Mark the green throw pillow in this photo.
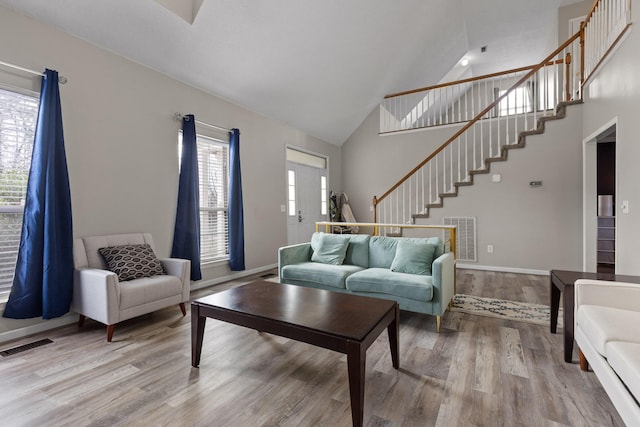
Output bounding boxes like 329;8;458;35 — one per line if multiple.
311;233;349;265
389;240;436;275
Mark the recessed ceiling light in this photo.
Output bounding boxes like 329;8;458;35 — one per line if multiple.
461;58;469;67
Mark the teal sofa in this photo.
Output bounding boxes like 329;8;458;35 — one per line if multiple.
278;232;455;331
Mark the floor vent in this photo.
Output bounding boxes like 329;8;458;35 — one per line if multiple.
0;338;53;357
260;273;277;279
443;216;477;262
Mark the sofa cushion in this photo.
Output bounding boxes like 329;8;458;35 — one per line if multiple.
281;262;364;289
311;233;349;265
343;234;370;268
369;236;443;268
119;275;183;310
390;240;436;275
346;268;433;301
98;243;165;282
577;305;640;356
606;341;640;404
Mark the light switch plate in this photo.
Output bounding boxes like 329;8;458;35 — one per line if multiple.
622;200;629;214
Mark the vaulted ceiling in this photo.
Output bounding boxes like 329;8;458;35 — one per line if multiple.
0;0;582;144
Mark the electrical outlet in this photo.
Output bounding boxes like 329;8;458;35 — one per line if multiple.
487;244;494;253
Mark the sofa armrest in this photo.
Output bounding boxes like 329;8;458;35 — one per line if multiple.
278;243;311;279
71;268;120;325
432;252;455;311
159;258;191;302
575;279;640;312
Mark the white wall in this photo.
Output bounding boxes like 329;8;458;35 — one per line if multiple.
342;103;584;273
0;6;341;339
581;11;640;274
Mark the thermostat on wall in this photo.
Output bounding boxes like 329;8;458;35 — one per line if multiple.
529;181;543;187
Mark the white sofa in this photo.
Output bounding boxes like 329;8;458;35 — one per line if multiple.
575;279;640;426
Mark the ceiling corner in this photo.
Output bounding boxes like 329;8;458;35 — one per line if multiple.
154;0;204;24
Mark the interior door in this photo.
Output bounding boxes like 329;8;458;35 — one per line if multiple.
286;162;326;245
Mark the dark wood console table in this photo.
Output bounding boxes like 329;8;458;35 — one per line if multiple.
550;269;640;363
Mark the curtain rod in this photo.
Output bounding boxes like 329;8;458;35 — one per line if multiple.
173;112;230;133
0;60;67;84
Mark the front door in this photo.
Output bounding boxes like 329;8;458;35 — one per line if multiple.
286;162;326;245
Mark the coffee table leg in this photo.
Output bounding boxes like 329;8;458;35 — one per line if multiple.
387;304;400;369
563;288;575;363
550;275;561;334
347;341;365;427
191;304;206;368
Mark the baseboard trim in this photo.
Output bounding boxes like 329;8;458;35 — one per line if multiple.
189;264;278;292
456;263;550;276
0;312;79;345
0;264;278;344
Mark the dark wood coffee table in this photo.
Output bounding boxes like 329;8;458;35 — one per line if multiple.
550;269;640;363
191;280;400;427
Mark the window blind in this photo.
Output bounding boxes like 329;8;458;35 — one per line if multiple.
197;137;229;262
0;88;38;300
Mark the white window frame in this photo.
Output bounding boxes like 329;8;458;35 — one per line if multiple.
0;86;39;302
287;169;296;216
179;131;230;263
498;87;532;116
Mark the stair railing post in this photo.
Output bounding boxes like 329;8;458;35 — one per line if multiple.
565;52;572;102
580;25;585;99
372;196;379;236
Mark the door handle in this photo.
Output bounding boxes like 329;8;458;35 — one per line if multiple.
298;210;303;223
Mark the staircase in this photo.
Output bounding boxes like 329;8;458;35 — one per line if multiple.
373;0;631;233
412;99;582;222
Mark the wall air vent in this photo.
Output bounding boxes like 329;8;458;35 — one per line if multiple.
443;216;477;262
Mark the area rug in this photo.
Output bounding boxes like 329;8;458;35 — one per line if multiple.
452;294;563;327
263;277;560;327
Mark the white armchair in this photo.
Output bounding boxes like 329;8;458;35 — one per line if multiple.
71;233;190;342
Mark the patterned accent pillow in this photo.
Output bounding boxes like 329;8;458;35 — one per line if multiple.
98;244;165;282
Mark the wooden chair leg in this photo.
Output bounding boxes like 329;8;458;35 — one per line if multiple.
107;324;115;342
579;348;589;371
436;316;441;333
78;314;86;327
179;302;186;316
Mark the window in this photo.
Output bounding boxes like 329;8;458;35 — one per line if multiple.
287;169;296;216
498;87;531;116
179;132;229;262
0;88;38;301
320;176;327;216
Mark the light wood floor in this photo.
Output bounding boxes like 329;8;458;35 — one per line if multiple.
0;269;624;426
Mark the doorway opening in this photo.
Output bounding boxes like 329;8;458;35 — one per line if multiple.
596;125;616;273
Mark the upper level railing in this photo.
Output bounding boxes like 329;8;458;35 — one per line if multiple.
583;0;632;82
380;58;575;134
379;0;631;136
373;0;631;229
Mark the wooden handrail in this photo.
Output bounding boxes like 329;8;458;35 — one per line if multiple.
374;30;582;208
384;59;564;100
580;0;632;86
584;0;605;26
